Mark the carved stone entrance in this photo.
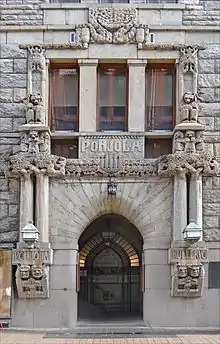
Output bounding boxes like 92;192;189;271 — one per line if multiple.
78;214;143;320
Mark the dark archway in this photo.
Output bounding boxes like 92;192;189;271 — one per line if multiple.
78;214;143;321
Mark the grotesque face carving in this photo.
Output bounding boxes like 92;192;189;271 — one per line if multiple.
31;265;43;279
177;265;187;278
19;265;31;280
189;265;201;278
183;92;195;104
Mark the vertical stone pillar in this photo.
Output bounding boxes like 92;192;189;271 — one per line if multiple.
78;59;98;132
173;172;187;241
19;174;33;241
127;59;147;132
36;173;49;243
189;173;203;240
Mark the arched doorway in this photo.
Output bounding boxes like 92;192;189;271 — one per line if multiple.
78;214;143;320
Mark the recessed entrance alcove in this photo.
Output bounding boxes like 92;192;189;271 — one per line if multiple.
77;214;143;321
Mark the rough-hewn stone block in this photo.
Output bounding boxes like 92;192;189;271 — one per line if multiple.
0;74;27;88
199;74;220;88
1;45;27;58
199;59;215;74
0;59;14;73
203;216;219;229
203;203;220;216
0;103;25;118
203;190;220;203
198;117;214;130
0;179;8;191
13;59;27;73
0;89;13;103
0;117;13;131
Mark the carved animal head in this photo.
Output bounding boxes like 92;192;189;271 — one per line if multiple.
183;92;195;104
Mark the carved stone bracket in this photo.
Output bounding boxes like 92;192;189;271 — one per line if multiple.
12;245;53;299
173;123;205;154
168;245;208;298
20;124;51;154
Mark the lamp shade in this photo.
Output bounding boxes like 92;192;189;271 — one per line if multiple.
183;221;202;242
21;222;39;243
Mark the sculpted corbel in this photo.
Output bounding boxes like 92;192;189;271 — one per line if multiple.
180;46;198;74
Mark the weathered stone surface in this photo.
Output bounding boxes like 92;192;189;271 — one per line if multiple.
0;59;13;73
0;117;13;132
13;59;27;73
199;59;215;73
0;88;13;102
0;74;26;88
203;190;220;203
200;103;220;117
204;229;220;241
0;203;8;218
215;59;220;73
198;117;214;130
198;74;220;88
13;88;27;102
199;45;220;59
203;215;219;229
1;44;27;58
203;203;220;216
8;204;18;216
0;103;25;118
198;88;215;103
0;230;19;243
212;177;220;189
0;178;8;191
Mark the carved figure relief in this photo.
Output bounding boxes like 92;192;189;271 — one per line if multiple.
23;94;45;125
173;130;204;154
28;46;46;71
180;46;198;74
20;130;50;154
16;264;49;299
180;92;203;123
171;264;204;297
75;8;149;48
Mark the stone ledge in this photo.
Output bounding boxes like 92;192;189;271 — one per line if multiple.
41;4;186;10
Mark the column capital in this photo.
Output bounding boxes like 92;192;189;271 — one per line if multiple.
78;59;98;66
127;59;148;66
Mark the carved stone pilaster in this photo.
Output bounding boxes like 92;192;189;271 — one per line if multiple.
12;245;53;299
168;245;208;298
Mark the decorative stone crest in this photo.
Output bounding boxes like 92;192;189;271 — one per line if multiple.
23;94;45;125
74;8;149;48
180;46;199;74
28;46;46;71
180;92;203;123
169;246;208;298
13;246;53;299
20;130;50;154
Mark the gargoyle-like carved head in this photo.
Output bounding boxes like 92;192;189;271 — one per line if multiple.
189;265;201;278
177;264;187;278
31;265;43;279
19;265;31;280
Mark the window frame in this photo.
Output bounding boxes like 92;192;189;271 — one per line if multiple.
145;63;176;132
49;63;80;133
97;63;128;132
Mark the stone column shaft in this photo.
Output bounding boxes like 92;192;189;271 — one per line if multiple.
19;175;34;241
173;173;187;241
128;60;147;132
78;59;98;132
189;174;203;240
36;173;49;243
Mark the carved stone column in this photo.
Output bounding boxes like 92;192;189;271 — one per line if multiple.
173;172;187;241
78;59;98;132
189;173;203;240
36;173;49;243
127;59;147;132
19;174;33;241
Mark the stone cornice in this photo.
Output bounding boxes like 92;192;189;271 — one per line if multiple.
141;44;205;51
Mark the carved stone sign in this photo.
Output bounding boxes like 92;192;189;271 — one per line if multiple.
79;135;144;160
12;248;53;265
169;247;208;264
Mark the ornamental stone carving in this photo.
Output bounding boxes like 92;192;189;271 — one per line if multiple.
180;92;203;123
28;46;46;72
23;94;45;125
158;151;219;177
74;8;149;48
20;130;50;154
180;46;199;74
173;130;204;154
169;246;208;298
12;246;53;299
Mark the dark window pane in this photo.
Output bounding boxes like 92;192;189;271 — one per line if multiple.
146;66;174;131
208;262;220;289
51;139;78;158
98;67;127;131
145;138;172;158
50;68;79;132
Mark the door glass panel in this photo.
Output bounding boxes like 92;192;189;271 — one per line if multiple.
0;251;12;318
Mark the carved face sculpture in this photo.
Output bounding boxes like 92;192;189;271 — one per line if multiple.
19;265;31;280
31;265;43;279
185;130;195;140
183;92;195;104
29;131;39;142
177;265;187;278
189;265;201;278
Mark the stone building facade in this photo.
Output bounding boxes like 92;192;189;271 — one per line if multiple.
0;0;220;329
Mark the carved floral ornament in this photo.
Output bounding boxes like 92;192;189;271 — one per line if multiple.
3;150;219;179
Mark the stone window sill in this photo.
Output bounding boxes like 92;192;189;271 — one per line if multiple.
51;131;173;138
41;4;186;10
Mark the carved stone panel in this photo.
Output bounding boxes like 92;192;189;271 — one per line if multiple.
79;135;144;160
12;247;53;299
168;246;208;298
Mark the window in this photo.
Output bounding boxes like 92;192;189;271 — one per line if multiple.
145;138;172;158
98;65;128;132
208;262;220;289
146;64;175;131
51;139;78;159
49;66;79;132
